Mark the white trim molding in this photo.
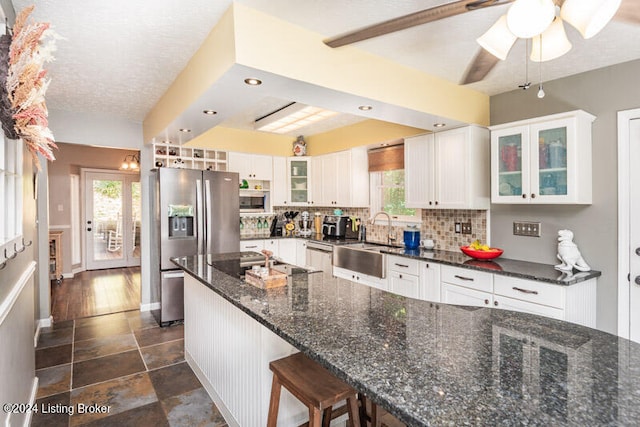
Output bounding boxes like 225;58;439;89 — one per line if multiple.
140;302;160;312
617;108;640;339
0;262;36;325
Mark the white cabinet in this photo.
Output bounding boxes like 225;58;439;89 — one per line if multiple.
296;240;307;267
153;143;227;170
388;256;421;298
420;261;441;302
277;239;297;265
405;126;490;209
490;110;595;204
271;156;288;206
288;157;311;206
240;240;264;252
228;152;273;181
333;266;388;291
263;238;278;254
440;264;597;328
310;148;369;207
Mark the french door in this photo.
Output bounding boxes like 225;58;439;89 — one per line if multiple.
84;170;140;270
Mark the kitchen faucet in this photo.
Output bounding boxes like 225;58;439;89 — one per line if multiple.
371;211;396;245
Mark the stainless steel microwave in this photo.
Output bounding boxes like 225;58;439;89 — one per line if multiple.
239;191;267;213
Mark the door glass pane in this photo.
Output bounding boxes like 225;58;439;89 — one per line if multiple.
498;134;523;196
131;181;141;259
290;160;308;203
93;179;123;261
538;126;567;196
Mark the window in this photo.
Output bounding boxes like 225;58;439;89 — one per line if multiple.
370;169;420;223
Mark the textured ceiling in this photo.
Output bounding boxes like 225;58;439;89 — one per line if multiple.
10;0;640;130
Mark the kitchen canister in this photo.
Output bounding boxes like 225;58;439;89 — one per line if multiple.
403;225;420;249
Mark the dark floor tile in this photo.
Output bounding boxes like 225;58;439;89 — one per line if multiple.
74;318;131;342
148;362;201;400
127;310;159;331
75;312;127;328
134;324;184;348
36;364;72;399
76;401;169;427
70;372;157;426
37;327;74;349
74;333;137;362
162;387;227;427
31;391;71;427
140;339;184;370
73;350;146;389
36;344;72;369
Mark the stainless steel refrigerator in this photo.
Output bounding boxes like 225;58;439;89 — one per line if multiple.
151;167;239;325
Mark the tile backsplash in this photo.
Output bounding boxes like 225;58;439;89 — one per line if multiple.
267;207;487;251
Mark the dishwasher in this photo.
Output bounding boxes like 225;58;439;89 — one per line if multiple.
306;240;334;278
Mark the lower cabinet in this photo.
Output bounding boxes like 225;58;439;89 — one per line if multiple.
240;238;302;266
333;266;388;291
275;239;297;265
385;256;442;302
441;265;596;328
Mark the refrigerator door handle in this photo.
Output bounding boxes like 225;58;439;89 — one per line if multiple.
205;179;213;255
196;178;204;255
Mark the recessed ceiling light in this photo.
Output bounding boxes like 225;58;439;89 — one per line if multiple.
179;128;191;133
203;110;217;115
434;123;446;128
244;78;262;86
359;105;373;111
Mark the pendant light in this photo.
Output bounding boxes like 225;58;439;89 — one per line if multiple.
537;34;545;99
507;0;556;39
561;0;622;39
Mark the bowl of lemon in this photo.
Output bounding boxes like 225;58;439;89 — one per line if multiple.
460;240;503;260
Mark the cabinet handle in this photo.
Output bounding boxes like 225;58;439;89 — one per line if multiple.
246;245;258;249
531;193;536;199
512;286;539;295
522;194;527;199
395;263;409;268
429;201;433;205
484;299;489;305
399;274;403;279
494;300;499;306
435;201;439;205
454;275;474;281
425;264;429;269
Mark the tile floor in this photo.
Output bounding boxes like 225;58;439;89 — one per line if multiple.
32;310;228;427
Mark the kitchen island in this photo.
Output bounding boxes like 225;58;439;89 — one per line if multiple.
173;253;640;426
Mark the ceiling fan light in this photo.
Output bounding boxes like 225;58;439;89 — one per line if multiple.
507;0;556;38
530;18;572;62
477;15;517;60
561;0;621;39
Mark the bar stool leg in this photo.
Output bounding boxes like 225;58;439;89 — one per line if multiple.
346;396;361;427
322;407;333;427
267;374;282;427
310;406;322;427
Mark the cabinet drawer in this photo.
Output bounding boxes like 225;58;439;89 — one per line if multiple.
494;295;564;319
240;240;263;251
387;256;420;276
441;265;493;292
494;275;564;309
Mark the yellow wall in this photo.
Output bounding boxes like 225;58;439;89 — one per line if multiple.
306;120;426;155
143;6;237;142
233;3;490;127
185;126;293;156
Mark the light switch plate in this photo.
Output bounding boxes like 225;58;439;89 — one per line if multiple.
461;222;472;234
513;221;541;237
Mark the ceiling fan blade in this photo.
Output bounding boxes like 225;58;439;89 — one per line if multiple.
324;0;514;48
614;0;640;24
460;48;500;84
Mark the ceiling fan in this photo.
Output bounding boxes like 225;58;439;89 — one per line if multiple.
323;0;639;85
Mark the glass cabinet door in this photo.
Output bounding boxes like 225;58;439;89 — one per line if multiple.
288;158;309;204
492;125;530;202
536;125;568;197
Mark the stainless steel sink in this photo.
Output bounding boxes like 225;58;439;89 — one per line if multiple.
333;243;388;278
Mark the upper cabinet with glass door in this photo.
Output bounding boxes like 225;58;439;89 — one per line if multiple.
490;110;595;204
287;157;311;206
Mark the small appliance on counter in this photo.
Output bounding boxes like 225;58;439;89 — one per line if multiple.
403;225;420;249
298;211;313;237
270;215;285;237
322;215;361;239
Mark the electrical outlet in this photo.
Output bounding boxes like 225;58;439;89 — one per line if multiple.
461;222;472;234
454;222;461;233
513;221;541;237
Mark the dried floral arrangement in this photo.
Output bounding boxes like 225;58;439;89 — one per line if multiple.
5;5;58;169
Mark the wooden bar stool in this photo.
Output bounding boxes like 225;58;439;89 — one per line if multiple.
267;352;361;427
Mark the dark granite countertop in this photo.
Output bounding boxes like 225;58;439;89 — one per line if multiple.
241;236;601;286
172;253;639;427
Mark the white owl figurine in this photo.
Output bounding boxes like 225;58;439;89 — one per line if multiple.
555;229;590;272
